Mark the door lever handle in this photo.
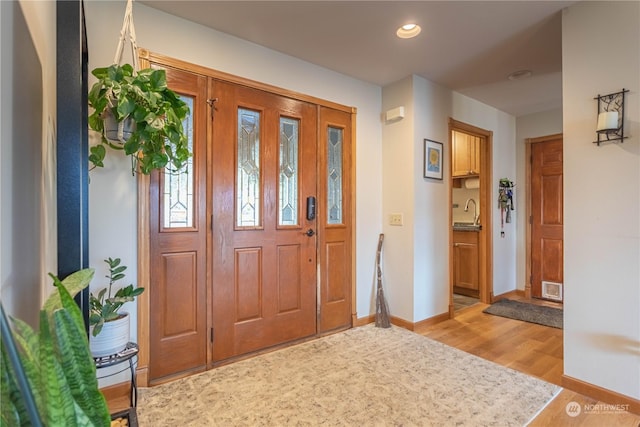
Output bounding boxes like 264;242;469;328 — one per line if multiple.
305;228;316;237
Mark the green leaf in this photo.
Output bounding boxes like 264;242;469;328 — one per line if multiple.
91;319;104;337
149;69;167;91
89;145;106;169
1;346;28;426
53;310;109;426
39;311;76;426
42;269;95;315
9;317;39;363
111;265;126;275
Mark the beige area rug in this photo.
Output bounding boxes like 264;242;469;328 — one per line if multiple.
137;325;561;426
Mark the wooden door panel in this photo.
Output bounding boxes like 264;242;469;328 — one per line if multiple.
211;80;317;363
318;108;353;332
235;247;263;322
277;244;302;312
149;67;208;383
531;138;563;300
325;241;347;303
542;175;563;225
161;252;198;336
540;238;563;283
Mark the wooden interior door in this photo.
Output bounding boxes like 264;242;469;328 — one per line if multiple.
318;106;353;332
210;80;318;362
148;67;208;383
531;138;563;300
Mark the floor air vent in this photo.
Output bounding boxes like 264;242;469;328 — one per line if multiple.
542;281;563;301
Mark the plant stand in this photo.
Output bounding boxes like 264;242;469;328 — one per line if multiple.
94;342;139;409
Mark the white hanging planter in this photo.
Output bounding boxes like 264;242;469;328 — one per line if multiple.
90;312;130;357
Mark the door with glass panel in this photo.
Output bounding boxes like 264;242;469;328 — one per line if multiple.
148;67;208;381
318;106;352;333
210;80;319;362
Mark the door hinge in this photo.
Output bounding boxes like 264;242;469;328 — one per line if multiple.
211;214;214;231
210;328;214;343
529;215;532;224
529;275;532;284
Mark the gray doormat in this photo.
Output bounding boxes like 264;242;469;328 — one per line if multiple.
483;299;563;329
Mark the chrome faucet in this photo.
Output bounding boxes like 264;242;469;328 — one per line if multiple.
464;198;479;225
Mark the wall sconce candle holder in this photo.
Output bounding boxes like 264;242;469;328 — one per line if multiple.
593;88;628;146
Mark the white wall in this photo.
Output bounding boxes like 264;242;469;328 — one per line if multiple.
380;76;518;322
84;1;383;356
563;1;640;399
452;93;517;298
515;108;563;290
381;77;416;321
1;0;57;326
412;76;452;321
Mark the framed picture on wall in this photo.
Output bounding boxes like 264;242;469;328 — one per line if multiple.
423;139;443;180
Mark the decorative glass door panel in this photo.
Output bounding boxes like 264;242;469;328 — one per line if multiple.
327;126;343;225
279;117;299;227
237;108;262;228
163;96;195;229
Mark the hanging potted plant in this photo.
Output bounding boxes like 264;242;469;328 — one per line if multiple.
87;0;191;175
88;63;191;174
89;257;144;357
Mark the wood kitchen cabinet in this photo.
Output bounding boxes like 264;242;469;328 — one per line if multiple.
452;132;481;177
453;230;479;297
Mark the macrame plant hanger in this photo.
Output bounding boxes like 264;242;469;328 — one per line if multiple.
114;0;139;72
110;0;139;147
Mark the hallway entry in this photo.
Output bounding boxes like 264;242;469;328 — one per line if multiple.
138;52;355;385
449;119;493;317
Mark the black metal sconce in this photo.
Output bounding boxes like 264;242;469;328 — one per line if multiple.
593;88;628;146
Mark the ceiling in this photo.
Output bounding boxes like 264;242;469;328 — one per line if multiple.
140;1;576;117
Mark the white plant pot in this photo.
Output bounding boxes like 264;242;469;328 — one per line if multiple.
90;312;130;358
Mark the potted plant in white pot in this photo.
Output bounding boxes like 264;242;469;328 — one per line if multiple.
88;63;191;175
89;257;144;357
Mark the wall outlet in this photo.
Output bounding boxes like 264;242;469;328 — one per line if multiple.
389;213;403;226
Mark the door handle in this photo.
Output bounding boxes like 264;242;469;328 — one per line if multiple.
305;228;316;237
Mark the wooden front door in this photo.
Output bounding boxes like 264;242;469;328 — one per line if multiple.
210;80;319;362
530;137;563;300
142;53;354;383
148;67;208;382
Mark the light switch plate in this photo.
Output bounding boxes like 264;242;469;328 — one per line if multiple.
389;213;403;226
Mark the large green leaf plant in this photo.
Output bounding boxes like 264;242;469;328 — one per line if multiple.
1;269;111;426
88;63;191;174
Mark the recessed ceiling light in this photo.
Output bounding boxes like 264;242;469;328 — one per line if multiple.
397;23;421;39
508;70;533;81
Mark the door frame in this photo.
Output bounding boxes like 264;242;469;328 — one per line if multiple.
448;118;493;316
135;49;357;387
524;133;563;299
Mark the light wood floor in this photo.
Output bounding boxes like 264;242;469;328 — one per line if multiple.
417;297;640;426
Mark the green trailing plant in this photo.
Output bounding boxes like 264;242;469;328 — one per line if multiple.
89;258;144;337
88;63;191;174
0;269;111;426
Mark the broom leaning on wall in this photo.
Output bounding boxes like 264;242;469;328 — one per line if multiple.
375;233;391;328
